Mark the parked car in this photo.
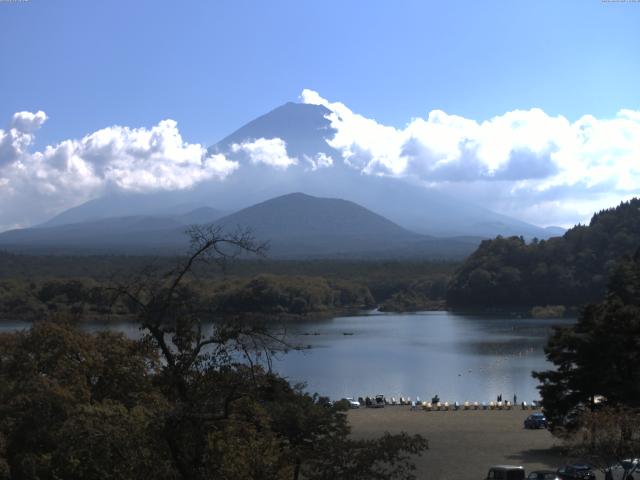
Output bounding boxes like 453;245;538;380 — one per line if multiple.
485;465;525;480
528;471;560;480
318;397;334;408
556;464;596;480
524;412;548;429
605;458;639;480
343;397;360;409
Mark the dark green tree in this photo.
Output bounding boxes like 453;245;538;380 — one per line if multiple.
533;251;640;431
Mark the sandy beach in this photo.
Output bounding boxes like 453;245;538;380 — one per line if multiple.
348;407;598;480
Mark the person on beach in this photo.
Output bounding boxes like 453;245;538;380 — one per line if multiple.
513;394;517;405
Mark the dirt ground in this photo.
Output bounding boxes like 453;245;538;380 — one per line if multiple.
348;407;601;480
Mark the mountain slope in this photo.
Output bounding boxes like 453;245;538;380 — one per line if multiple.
212;192;422;257
0;207;222;252
211;193;483;258
212;102;334;158
216;192;413;239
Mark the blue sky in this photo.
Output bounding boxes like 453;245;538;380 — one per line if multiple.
1;0;639;230
1;0;638;146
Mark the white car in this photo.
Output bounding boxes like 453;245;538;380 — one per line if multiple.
344;397;360;408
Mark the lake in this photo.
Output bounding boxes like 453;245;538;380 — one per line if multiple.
268;310;573;403
0;310;573;404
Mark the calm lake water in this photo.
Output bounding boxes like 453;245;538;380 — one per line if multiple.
0;310;573;404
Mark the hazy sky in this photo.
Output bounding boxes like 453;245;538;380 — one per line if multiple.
1;0;639;229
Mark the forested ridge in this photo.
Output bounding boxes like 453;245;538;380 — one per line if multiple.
0;275;374;321
447;198;640;309
0;258;455;320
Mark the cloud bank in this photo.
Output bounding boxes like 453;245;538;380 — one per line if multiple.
301;89;640;226
0;113;238;230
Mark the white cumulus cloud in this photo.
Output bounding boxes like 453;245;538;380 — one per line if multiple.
230;137;298;169
301;89;640;226
303;152;334;171
0;113;238;230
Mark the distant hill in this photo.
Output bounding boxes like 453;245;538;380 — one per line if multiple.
36;101;556;240
212;192;481;258
0;207;222;253
447;198;640;308
174;207;222;225
0;193;481;259
39;195;211;229
217;192;404;234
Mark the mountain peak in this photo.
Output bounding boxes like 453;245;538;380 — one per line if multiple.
212;102;334;158
274;191;314;200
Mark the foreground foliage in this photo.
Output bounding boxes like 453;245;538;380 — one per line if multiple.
0;226;427;480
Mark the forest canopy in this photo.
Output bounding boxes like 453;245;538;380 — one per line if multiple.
447;199;640;309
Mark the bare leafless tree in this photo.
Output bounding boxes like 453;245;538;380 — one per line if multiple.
108;225;286;394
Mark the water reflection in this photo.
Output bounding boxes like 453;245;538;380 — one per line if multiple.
0;311;573;403
274;311;573;402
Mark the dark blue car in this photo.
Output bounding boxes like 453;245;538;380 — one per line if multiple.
556;464;596;480
524;412;548;429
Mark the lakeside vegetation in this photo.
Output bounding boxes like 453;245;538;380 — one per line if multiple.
0;255;457;321
448;199;640;310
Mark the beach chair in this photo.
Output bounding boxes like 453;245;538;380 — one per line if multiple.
399;396;405;405
421;401;429;410
522;401;527;410
416;396;421;405
489;401;495;410
454;401;459;410
506;401;512;410
474;401;479;410
464;401;470;410
444;402;449;411
436;402;442;411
